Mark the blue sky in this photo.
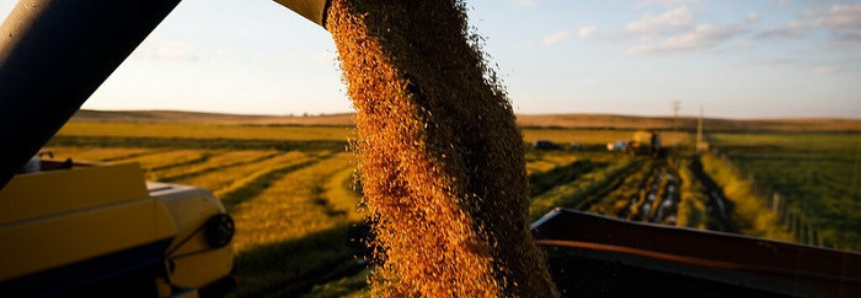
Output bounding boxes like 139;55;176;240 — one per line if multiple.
1;0;859;118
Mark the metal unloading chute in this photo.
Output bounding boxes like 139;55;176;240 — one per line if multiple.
0;0;330;189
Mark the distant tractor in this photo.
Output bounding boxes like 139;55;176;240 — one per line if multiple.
533;140;562;150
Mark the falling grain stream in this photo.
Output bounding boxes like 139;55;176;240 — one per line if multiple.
327;1;559;297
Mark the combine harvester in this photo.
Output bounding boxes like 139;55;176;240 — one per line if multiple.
0;0;858;297
607;130;666;158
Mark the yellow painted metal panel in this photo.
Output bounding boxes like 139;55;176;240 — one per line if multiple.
151;186;233;288
170;289;200;298
0;163;149;224
0;198;178;281
170;247;234;288
155;187;226;257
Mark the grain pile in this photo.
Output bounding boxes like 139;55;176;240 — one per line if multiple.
327;0;560;297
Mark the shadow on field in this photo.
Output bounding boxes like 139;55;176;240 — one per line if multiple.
689;158;738;233
229;223;365;298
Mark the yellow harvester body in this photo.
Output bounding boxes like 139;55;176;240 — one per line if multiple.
0;159;234;297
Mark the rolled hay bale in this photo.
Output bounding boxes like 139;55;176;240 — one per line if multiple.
327;0;560;297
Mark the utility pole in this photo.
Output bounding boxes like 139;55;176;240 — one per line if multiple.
673;100;680;145
696;106;704;153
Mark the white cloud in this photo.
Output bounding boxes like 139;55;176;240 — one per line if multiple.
821;4;861;42
131;38;199;62
578;26;598;38
758;3;861;43
636;0;701;7
578;5;754;56
542;30;570;46
813;66;841;76
757;21;811;39
748;12;761;23
625;6;695;39
515;0;534;7
628;24;746;55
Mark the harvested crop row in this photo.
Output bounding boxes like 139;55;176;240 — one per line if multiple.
627;166;660;221
588;160;653;218
151;150;279;182
525;152;582;175
44;146;161;162
328;0;559;297
530;158;638;221
175;151;312;195
324;166;365;222
112;149;209;172
231;152;356;252
648;166;679;224
529;160;596;197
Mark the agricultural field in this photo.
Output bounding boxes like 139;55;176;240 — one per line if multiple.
40;119;857;297
708;132;861;251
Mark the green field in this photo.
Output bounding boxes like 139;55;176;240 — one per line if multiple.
41;119;860;297
709;132;861;250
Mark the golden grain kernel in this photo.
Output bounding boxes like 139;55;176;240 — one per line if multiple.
328;1;560;297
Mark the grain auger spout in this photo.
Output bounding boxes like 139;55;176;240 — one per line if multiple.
274;0;332;28
0;0;330;189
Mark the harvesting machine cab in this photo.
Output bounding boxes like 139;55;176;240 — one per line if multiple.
0;0;329;297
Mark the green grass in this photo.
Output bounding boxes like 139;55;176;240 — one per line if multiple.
709;132;861;250
676;159;709;230
700;153;793;242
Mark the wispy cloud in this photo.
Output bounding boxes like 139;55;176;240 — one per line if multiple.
614;6;751;56
628;24;746;55
636;0;702;7
758;3;861;44
748;12;761;23
813;66;843;76
131;38;199;62
749;58;799;66
578;26;598;38
757;21;811;40
821;4;861;42
542;30;570;46
625;6;695;39
515;0;535;7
